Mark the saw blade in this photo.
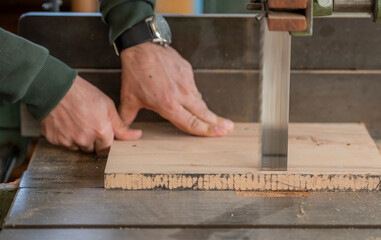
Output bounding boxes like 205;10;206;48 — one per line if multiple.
259;20;291;171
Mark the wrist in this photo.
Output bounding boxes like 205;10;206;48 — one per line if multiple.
119;42;152;60
113;14;172;56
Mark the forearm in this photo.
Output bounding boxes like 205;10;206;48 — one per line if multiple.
99;0;156;43
0;28;77;120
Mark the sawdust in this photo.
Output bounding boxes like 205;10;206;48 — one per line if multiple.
299;204;305;214
296;202;307;218
105;172;381;191
235;190;310;198
0;178;20;189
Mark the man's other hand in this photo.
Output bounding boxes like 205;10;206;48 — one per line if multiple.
41;76;142;155
119;42;234;137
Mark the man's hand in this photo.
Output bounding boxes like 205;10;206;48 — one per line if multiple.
41;76;142;155
119;42;234;137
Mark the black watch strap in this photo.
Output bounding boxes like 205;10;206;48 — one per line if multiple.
114;20;154;54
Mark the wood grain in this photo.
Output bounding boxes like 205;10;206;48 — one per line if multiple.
105;123;381;191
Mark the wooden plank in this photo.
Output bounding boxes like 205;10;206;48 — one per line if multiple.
3;228;381;240
20;136;381;190
6;189;381;227
376;139;381;154
105;123;381;190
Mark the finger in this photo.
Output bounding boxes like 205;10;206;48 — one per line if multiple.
40;119;58;145
161;104;227;137
74;134;95;153
68;145;79;151
119;103;140;126
110;107;142;140
43;132;59;146
79;143;95;153
57;136;78;151
184;95;235;131
94;124;114;155
184;95;219;125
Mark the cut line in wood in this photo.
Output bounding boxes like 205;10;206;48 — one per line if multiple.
105;123;381;191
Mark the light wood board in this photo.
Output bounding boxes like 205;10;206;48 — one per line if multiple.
105;123;381;191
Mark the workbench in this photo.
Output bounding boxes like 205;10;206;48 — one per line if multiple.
1;139;381;239
3;13;381;239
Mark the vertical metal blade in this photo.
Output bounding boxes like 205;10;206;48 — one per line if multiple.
260;21;291;171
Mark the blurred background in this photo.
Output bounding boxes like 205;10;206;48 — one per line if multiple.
0;0;252;34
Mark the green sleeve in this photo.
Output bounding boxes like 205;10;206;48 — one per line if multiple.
99;0;156;43
0;28;77;120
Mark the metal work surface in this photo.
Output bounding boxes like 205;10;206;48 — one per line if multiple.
3;229;381;240
2;139;381;239
8;187;381;227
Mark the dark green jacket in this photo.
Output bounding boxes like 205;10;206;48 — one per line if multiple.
0;0;155;120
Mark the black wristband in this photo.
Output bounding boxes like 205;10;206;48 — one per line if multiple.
114;20;154;54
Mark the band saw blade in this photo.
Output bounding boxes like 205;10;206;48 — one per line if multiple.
259;20;291;171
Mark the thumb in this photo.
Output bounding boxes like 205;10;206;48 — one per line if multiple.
110;107;142;140
119;100;141;126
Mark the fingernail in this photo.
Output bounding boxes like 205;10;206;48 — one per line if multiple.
130;129;143;138
223;119;235;131
212;125;227;136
